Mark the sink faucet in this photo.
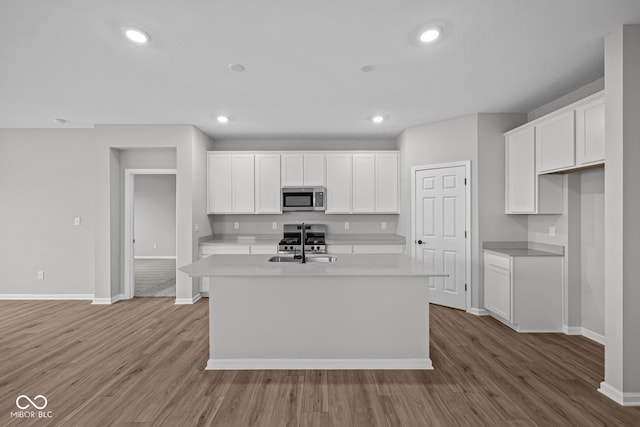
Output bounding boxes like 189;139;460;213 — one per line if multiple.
300;222;306;264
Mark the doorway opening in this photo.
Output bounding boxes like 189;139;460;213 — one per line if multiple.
411;161;471;311
124;169;177;299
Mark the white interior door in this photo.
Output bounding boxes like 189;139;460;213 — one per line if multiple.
414;164;468;310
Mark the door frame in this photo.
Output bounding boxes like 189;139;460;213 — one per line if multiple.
124;168;177;299
411;161;472;311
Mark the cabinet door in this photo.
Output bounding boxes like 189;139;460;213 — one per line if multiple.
231;155;255;213
303;153;325;186
326;154;352;213
281;154;304;187
484;253;512;322
375;153;399;213
505;127;536;213
208;154;232;213
352;154;376;213
575;96;605;165
255;154;281;213
536;110;575;173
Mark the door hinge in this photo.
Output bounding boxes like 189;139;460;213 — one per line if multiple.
464;178;467;185
465;283;467;291
464;231;467;238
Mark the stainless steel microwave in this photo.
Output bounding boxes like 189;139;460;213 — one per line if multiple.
282;187;326;212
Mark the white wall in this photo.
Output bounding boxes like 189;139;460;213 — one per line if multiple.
398;113;528;310
134;175;176;258
93;125;214;303
580;169;604;336
0;129;95;297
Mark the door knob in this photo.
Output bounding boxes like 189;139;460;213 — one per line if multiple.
417;240;423;245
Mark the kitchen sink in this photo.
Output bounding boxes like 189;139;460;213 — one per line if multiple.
268;256;338;263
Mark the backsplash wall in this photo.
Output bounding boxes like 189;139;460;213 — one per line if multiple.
209;212;401;237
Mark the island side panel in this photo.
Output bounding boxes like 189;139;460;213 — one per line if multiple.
208;276;431;369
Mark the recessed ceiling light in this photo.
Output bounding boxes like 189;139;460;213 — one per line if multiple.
122;27;150;44
360;64;376;73
419;27;441;43
217;115;230;123
52;118;67;126
228;63;246;72
372;115;384;124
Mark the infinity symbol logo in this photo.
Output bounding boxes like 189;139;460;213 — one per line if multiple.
16;395;48;410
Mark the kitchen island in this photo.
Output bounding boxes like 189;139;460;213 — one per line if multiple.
180;254;445;370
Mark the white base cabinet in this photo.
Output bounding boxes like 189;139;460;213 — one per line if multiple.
483;250;563;332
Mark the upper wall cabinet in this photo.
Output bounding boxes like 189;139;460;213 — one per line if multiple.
535;110;575;174
505;127;563;215
281;153;325;187
255;154;281;214
328;152;400;214
325;153;353;214
207;153;255;214
575;93;605;166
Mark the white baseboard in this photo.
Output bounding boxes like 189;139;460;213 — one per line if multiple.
467;307;490;316
0;294;94;300
134;256;177;260
562;325;606;345
175;293;202;305
200;291;210;297
206;358;434;370
599;382;640;406
92;294;124;304
582;328;606;345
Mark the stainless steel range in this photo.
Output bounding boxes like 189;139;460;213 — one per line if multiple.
278;224;327;254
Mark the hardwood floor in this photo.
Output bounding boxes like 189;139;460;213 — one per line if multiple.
1;299;639;426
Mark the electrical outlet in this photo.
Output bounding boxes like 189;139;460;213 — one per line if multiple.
74;217;81;226
194;223;200;233
381;222;387;230
549;226;556;237
234;222;239;230
272;222;278;230
37;271;44;280
344;222;350;230
153;243;158;249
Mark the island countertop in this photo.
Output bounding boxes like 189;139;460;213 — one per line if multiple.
180;254;445;278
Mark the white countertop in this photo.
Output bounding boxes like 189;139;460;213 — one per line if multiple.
180;254;445;278
200;234;406;246
482;241;564;257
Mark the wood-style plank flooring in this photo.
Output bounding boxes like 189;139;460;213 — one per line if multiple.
1;298;639;426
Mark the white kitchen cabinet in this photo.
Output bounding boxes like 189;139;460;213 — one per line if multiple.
575;93;605;166
483;250;563;332
303;153;325;186
281;153;325;187
505;127;563;214
351;153;400;214
208;153;254;214
255;154;281;214
208;154;233;213
375;153;399;213
281;154;304;186
325;153;352;213
231;155;255;213
352;154;376;213
536;110;576;173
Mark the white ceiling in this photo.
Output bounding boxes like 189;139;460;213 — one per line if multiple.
1;0;640;139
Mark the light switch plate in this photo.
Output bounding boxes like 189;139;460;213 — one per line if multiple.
344;222;350;230
74;217;81;226
549;226;556;237
272;222;278;230
234;222;240;230
37;271;44;280
381;222;387;230
194;223;200;232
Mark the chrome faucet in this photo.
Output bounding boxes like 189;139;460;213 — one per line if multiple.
300;223;306;263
